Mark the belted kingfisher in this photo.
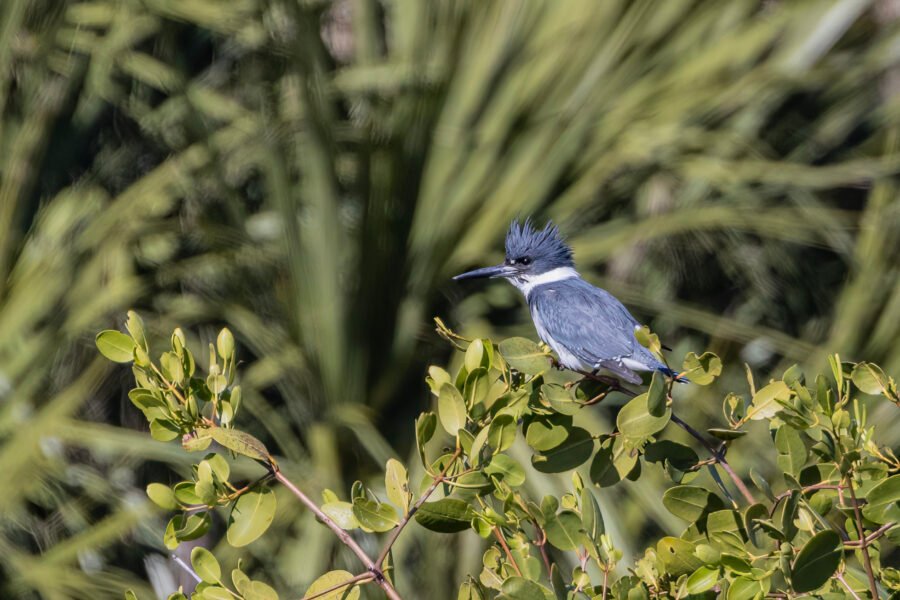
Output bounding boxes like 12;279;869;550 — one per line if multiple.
454;219;683;385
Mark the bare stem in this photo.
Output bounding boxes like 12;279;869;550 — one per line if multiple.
273;470;402;600
670;413;756;505
846;475;879;600
845;521;896;548
376;448;462;567
835;570;863;600
493;526;523;577
300;572;374;600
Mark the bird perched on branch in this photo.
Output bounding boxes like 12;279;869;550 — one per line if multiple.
454;219;685;385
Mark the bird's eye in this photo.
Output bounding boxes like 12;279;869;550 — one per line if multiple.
520;257;532;265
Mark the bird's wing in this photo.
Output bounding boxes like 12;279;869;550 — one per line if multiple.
529;280;641;365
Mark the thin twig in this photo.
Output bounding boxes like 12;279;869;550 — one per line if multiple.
492;526;523;577
772;482;843;504
835;570;863;600
845;521;896;548
846;476;879;600
300;572;374;600
376;448;462;567
273;470;402;600
150;363;189;405
532;524;553;582
670;412;756;505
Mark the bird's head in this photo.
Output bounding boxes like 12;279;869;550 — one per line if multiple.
453;218;575;283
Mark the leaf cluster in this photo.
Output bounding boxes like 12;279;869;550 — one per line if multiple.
103;315;900;599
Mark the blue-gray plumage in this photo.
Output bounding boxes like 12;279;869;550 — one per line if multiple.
454;219;684;385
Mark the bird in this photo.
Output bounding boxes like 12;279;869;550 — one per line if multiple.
453;218;685;385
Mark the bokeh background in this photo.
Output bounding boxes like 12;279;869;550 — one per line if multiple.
3;0;900;598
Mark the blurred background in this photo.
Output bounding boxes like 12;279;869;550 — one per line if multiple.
2;0;900;598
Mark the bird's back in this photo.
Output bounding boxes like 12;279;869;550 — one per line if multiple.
526;277;665;381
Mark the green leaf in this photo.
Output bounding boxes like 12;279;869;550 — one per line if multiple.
746;381;791;421
644;440;699;474
204;453;230;482
149;419;181;442
464;367;490;408
542;383;581;415
590;437;637;487
485;454;526;487
232;569;250;595
657;537;704;576
525;416;569;451
635;326;662;355
198;586;233;600
663;486;724;523
465;338;486;372
351;498;399;532
415;498;475;533
790;530;842;593
227;488;276;547
580;488;604;542
647;370;667;416
531;426;594;473
498;337;549;375
303;570;361;600
243;581;278;600
95;330;137;363
681;352;722;385
385;458;410;513
617;393;671;442
862;474;900;524
744;503;769;548
195;460;216;504
438;383;467;435
125;310;148;350
487;414;516;453
706;510;748;553
321;501;359;530
190;547;221;584
851;362;887;395
416;411;437;466
427;366;452;394
124;590;139;600
686;565;720;594
499;577;548;600
727;577;766;600
161;352;184;384
774;426;807;476
207;370;227;396
166;512;210;549
217;328;235;360
209;428;270;462
544;510;583;551
146;483;178;510
707;428;746;440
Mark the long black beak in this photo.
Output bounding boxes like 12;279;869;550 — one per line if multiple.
453;264;516;281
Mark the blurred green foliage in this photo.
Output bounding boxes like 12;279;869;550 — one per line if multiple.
2;0;900;598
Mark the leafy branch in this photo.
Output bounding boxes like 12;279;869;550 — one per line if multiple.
103;313;900;600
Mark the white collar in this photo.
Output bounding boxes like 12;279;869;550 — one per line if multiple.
510;267;579;296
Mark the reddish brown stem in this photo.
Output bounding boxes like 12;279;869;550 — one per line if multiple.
274;470;402;600
846;476;879;600
492;526;523;577
376;448;462;567
670;412;756;505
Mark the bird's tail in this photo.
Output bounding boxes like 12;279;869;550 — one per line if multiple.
658;366;690;384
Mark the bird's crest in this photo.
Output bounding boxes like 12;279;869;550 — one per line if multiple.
505;218;574;269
